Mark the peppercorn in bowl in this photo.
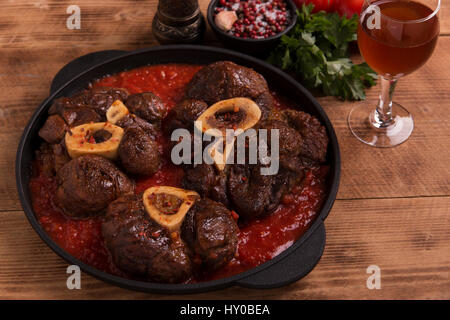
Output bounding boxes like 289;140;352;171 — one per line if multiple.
207;0;298;55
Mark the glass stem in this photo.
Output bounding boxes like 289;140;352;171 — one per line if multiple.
373;76;397;128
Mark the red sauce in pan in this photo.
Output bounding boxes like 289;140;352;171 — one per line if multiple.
29;64;328;282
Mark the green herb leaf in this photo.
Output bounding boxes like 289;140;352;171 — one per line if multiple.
267;4;377;101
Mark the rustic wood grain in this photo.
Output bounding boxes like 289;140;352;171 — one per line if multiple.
440;0;450;34
0;197;448;299
0;0;447;50
0;0;219;50
0;0;448;299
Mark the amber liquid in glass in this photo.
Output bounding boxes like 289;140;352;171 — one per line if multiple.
358;0;439;77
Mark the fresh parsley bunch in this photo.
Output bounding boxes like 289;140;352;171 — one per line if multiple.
268;4;377;100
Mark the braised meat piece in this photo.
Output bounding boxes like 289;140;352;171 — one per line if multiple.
59;106;102;127
166;99;208;133
125;92;168;124
253;91;274;120
165;99;209;165
227;164;293;220
84;87;129;116
56;155;134;218
102;195;192;283
182;163;229;206
182;163;214;196
38;115;67;144
209;170;229;206
116;113;158;139
36;143;55;176
283;109;329;163
118;127;161;176
49;87;128;122
257;119;303;157
49;97;101;128
185;61;272;114
48;95;86;115
48;98;73;116
36;142;71;176
52;143;71;173
181;198;238;270
256;119;305;173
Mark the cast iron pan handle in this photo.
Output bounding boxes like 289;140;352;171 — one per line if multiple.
236;222;326;289
50;50;128;94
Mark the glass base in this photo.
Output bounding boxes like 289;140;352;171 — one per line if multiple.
348;102;414;148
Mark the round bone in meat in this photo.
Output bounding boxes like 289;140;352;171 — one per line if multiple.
65;122;124;160
143;186;200;231
106;100;129;124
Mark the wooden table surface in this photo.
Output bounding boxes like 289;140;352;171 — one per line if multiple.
0;0;448;300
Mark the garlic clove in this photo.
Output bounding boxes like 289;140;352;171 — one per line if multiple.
65;122;124;160
143;186;199;231
215;10;238;32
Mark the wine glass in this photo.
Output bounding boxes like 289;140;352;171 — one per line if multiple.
348;0;441;147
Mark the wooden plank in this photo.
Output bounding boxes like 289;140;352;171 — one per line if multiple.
0;0;218;50
441;0;450;35
1;38;449;210
0;0;447;51
0;196;448;299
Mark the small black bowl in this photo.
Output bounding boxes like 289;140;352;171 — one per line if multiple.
207;0;298;56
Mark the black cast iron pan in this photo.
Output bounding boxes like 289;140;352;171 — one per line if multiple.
16;45;340;294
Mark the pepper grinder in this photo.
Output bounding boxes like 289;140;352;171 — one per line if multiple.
152;0;205;44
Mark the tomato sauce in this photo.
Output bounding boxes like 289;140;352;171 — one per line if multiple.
29;64;328;282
